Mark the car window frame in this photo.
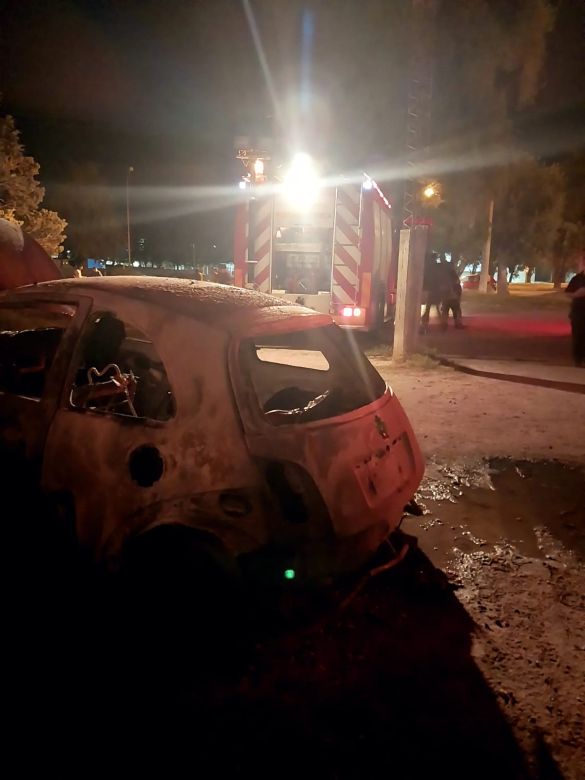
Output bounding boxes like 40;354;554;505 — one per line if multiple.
230;317;390;433
63;304;176;427
0;293;90;406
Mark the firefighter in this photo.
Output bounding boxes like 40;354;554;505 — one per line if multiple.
420;252;442;334
440;259;464;330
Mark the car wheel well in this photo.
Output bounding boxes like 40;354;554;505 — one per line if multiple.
121;522;238;580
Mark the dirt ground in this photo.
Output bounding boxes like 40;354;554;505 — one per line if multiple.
372;361;585;463
376;362;585;778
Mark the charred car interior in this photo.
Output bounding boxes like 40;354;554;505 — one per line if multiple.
241;325;387;424
69;311;175;421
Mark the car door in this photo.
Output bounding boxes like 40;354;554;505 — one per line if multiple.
0;295;89;491
41;295;179;561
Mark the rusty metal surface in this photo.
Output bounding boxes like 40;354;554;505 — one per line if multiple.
1;279;424;579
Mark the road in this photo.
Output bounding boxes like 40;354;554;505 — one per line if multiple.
419;292;574;365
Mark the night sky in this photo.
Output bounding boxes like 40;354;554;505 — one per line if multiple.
1;0;584;259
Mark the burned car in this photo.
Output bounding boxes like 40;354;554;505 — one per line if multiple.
0;277;424;585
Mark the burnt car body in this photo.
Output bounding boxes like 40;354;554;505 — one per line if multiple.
0;277;424;583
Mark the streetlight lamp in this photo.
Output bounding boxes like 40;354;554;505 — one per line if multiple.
421;181;441;202
126;166;134;265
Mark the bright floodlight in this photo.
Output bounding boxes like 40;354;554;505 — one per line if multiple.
282;152;320;209
423;184;436;199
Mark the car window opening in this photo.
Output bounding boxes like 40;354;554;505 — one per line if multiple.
0;303;77;399
242;325;386;425
70;312;175;421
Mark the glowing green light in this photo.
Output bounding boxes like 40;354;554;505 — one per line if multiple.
284;568;296;581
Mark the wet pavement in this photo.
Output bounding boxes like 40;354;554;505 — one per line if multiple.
419;305;574;366
398;458;585;778
409;458;585;568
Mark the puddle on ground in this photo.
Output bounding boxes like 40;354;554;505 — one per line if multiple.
403;459;585;570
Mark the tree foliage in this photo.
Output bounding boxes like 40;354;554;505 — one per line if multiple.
423;171;491;273
0;112;66;255
551;153;585;284
26;209;68;257
429;0;559;285
433;0;555;136
491;159;565;292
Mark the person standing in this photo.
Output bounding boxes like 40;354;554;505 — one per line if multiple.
440;259;464;330
420;252;442;333
565;255;585;367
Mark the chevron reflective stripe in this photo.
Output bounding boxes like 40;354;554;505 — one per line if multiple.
332;266;356;304
332;185;361;307
253;200;273;292
337;186;360;223
335;214;360;248
334;241;359;277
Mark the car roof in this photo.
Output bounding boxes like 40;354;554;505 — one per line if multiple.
1;276;330;330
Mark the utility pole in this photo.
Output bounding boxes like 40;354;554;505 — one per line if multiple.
126;166;134;265
479;198;494;293
393;224;429;360
393;0;436;359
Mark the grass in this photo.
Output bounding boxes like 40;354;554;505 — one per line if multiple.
395;352;441;370
463;289;569;312
367;346;441;370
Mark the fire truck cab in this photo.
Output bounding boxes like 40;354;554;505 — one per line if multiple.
234;175;395;331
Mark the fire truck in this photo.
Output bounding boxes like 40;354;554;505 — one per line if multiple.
233;173;396;331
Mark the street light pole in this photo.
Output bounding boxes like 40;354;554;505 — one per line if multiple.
126;166;134;265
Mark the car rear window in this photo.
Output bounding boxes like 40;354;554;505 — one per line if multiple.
240;324;387;425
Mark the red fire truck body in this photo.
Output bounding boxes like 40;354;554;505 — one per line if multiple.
233;177;396;330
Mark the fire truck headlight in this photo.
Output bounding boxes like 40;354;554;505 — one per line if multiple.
342;306;353;317
353;307;362;317
282;152;320;210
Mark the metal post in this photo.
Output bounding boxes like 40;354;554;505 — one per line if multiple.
126;166;134;265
